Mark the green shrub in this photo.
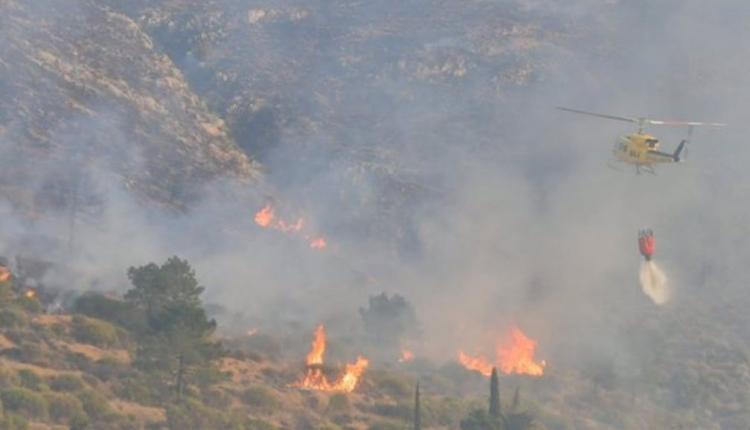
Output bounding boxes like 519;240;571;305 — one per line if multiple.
16;369;42;391
76;389;112;420
369;370;413;400
74;293;144;332
166;400;243;430
242;385;280;414
0;413;29;430
92;356;131;382
0;308;28;328
0;367;20;388
246;418;278;430
0;387;48;419
44;392;86;424
49;374;86;392
15;296;42;313
71;315;120;347
368;420;406;430
371;401;412;420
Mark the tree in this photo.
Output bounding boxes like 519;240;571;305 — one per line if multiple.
413;382;421;430
460;409;502;430
490;368;500;419
125;257;223;401
359;292;419;349
511;386;520;412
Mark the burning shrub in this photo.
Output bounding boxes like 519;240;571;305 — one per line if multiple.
71;315;121;347
0;387;49;420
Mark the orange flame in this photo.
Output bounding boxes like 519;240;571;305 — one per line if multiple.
497;327;545;376
458;326;545;377
399;349;414;363
309;237;327;249
306;324;326;366
254;204;275;227
458;351;493;377
292;325;369;392
254;204;327;249
0;268;10;283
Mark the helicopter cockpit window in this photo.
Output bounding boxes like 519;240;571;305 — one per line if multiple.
645;138;658;148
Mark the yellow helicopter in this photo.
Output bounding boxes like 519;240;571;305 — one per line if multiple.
557;107;725;174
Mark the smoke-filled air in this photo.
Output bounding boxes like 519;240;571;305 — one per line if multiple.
1;0;749;429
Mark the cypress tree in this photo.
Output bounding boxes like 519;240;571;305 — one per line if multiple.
489;367;501;419
414;381;422;430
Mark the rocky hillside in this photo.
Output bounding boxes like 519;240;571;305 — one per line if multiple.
0;0;259;211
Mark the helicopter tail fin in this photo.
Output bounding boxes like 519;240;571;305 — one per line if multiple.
673;140;687;162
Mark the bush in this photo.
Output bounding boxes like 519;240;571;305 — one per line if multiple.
326;393;351;416
0;308;28;328
44;392;86;424
74;293;144;332
16;369;42;391
166;400;244;430
15;296;42;314
49;374;86;392
371;402;412;420
246;418;278;430
92;356;131;382
0;367;20;388
242;385;280;414
369;371;414;400
76;389;112;421
0;413;29;430
71;315;120;347
0;387;48;419
368;420;407;430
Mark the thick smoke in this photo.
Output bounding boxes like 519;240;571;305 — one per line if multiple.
3;2;750;404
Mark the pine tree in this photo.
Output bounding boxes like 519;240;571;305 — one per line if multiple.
414;381;422;430
489;367;501;419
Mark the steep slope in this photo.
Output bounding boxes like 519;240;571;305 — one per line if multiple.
0;0;259;211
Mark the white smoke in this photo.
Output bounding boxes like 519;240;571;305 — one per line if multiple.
639;261;670;305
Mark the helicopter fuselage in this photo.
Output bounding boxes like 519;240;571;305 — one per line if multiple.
613;133;680;166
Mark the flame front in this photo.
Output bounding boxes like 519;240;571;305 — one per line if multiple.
497;327;545;376
292;325;369;393
254;203;327;249
458;351;494;377
458;326;545;377
24;289;36;299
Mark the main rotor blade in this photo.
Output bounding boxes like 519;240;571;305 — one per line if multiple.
556;107;637;124
645;119;727;127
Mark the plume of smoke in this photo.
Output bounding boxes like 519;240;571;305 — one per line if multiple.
639;261;670;305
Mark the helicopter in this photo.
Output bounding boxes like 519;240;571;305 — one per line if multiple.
557;107;725;174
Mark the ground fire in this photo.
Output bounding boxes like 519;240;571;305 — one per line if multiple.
399;348;414;363
458;326;545;377
254;203;327;249
291;325;369;392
